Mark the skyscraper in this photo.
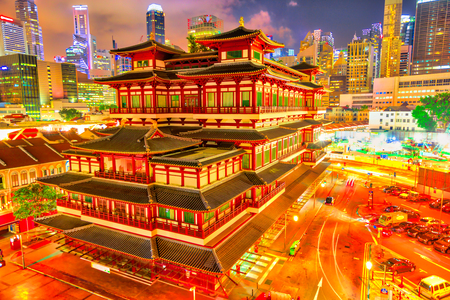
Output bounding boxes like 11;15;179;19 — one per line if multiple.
15;0;44;61
362;23;382;79
347;39;374;93
187;15;224;40
321;32;334;48
399;45;412;76
146;4;165;43
0;15;27;56
66;5;92;74
380;0;402;78
400;15;415;46
412;0;450;75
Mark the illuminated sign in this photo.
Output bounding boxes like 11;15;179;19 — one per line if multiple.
91;262;110;274
0;15;13;23
0;66;8;71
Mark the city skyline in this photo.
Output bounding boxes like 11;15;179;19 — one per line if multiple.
0;0;416;61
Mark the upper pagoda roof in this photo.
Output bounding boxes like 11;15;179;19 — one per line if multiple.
165;51;219;63
177;61;267;79
288;81;324;90
290;62;320;71
196;26;284;50
73;126;201;154
110;39;185;56
95;69;184;84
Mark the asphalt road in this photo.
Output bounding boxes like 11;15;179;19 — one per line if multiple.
276;160;450;299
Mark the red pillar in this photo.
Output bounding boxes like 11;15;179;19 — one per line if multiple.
152;84;157;109
132;156;136;176
78;157;81;171
197;85;202;108
115;86;121;113
196;169;201;189
180;85;185;111
100;155;104;172
145;159;150;183
216;82;221;111
203;84;208;109
180;167;185;186
88;158;92;173
207;166;211;184
216;163;220;181
112;154;116;173
252;146;256;170
235;78;241;111
127;86;132;112
140;85;145;113
252;80;257;113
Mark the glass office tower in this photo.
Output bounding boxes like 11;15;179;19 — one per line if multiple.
146;4;165;43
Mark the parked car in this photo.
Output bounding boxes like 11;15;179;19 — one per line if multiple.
391;188;410;196
442;203;450;213
429;199;450;209
382;186;397;193
420;217;447;228
433;237;450;254
325;196;334;205
378;257;416;275
399;208;421;222
391;222;416;233
417;276;450;300
384;205;400;212
399;192;410;199
418;231;447;245
386;187;402;194
407;225;430;238
409;195;432;203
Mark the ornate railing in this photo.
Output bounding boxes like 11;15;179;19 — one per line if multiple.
94;171;149;184
110;106;317;115
251;182;286;209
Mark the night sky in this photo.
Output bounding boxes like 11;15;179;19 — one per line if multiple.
0;0;417;60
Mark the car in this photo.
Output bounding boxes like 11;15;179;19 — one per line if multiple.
429;199;450;209
417;231;447;245
325;196;334;205
442;203;450;213
382;186;397;193
399;192;409;199
407;225;430;238
409;195;432;203
386;187;402;194
417;276;450;299
384;205;400;212
433;237;450;254
391;188;410;196
399;208;421;222
420;217;446;227
378;257;416;275
391;222;416;233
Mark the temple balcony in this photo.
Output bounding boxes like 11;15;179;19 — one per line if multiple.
110;106;323;116
303;151;327;165
94;170;150;184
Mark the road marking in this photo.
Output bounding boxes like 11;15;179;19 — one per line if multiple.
257;257;278;285
402;205;420;212
419;268;427;273
415;252;450;273
409;240;417;244
313;278;323;300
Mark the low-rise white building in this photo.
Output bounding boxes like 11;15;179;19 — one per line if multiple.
40;99;90;121
369;103;424;131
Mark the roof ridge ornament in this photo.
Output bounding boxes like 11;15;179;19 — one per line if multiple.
239;16;244;27
150;32;155;40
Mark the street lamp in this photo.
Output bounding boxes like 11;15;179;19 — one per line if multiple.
366;261;373;300
284;213;298;250
190;286;196;300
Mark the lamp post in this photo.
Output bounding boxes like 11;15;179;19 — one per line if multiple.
366;261;373;299
190;286;196;300
284;213;298;250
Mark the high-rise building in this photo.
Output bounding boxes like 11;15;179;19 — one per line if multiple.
347;39;374;93
328;75;347;106
187;15;223;40
297;32;318;65
36;61;78;105
399;45;412;76
366;23;383;79
380;0;403;78
400;15;415;46
15;0;44;61
0;15;27;56
77;72;115;107
321;32;334;48
146;4;165;43
332;51;347;76
0;54;39;118
412;0;450;75
316;43;334;86
66;5;92;74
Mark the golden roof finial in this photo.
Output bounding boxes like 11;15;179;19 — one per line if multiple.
239;16;244;27
150;32;155;40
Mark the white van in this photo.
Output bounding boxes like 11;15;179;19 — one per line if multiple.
418;276;450;299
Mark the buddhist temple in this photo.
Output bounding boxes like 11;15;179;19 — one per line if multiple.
36;21;331;297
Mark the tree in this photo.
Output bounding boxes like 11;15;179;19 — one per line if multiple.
186;34;211;53
412;92;450;132
360;105;369;111
412;105;437;132
97;104;118;111
11;183;62;222
59;108;82;121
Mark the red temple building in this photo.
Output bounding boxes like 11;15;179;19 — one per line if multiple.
36;21;331;297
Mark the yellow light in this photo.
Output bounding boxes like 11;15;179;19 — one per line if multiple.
293;215;298;222
366;261;373;270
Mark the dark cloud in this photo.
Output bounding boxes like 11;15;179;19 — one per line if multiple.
0;0;417;60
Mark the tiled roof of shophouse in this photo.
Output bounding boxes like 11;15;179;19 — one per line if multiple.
34;214;92;231
256;162;298;185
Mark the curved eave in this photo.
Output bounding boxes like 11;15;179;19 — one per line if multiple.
177;68;267;79
197;31;260;43
71;143;202;155
111;45;185;57
94;75;187;85
265;69;299;82
157;257;223;275
258;32;285;48
265;60;308;79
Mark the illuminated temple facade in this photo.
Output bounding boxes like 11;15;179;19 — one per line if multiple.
36;22;331;297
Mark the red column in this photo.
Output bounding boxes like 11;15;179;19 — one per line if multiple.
252;80;257;113
276;83;280;107
145;159;150;183
88;158;92;173
151;164;156;182
216;82;221;112
216;163;220;181
69;158;72;171
132;156;136;176
224;160;228;177
165;166;170;184
127;86;132;112
112;154;116;173
78;157;81;171
180;167;185;186
197;85;202;108
100;155;104;172
252;146;256;170
196;169;201;189
180;85;185;111
235;79;241;111
152;84;157;108
203;84;208;109
140;85;145;113
115;86;121;113
207;166;211;184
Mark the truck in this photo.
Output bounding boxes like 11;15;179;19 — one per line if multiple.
378;212;408;226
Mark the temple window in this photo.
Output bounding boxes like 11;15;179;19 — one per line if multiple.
183;211;195;224
272;94;277;106
0;175;4;190
132;95;140;108
289;137;293;147
278;95;283;106
98;199;108;213
72;193;79;200
207;93;215;107
306;132;311;142
171;95;180;107
253;51;261;60
226;50;243;59
11;172;19;187
145;95;152;107
136;60;149;68
256;152;262;168
271;145;276;160
242;92;250;107
222;92;233;107
121;96;127;108
84;196;93;208
257;92;262;106
264;148;270;164
219;203;230;213
242;154;250;169
114;202;127;217
204;211;215;222
20;170;28;185
283;139;288;150
159;207;175;220
157;95;167;107
135;206;146;222
284;96;288;107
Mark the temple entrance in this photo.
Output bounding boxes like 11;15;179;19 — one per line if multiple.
184;95;199;112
